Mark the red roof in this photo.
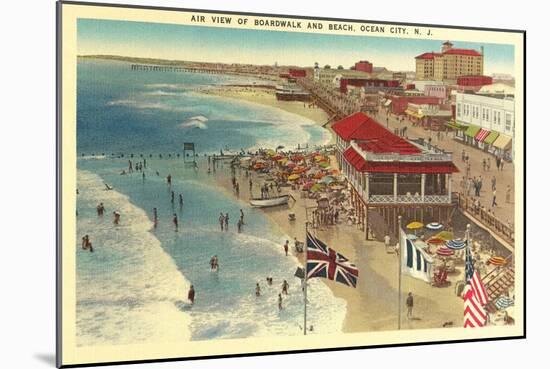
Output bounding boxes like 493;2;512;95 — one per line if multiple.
415;52;440;59
443;48;481;56
343;147;459;174
332;112;421;154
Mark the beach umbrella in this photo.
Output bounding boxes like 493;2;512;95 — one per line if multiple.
446;239;466;250
426;222;443;231
318;161;331;169
434;230;454;241
302;182;315;190
293;166;308;174
310;183;325;193
406;221;424;230
253;163;265;169
436;246;455;257
291;155;304;162
427;237;446;245
272;155;283;161
313;171;326;179
488;256;507;266
319;175;337;184
314;155;325;162
266;149;277;157
288;174;300;181
495;296;514;310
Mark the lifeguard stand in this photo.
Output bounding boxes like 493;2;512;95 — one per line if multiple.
183;142;196;166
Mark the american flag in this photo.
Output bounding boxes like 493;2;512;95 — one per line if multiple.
463;241;488;327
306;232;359;288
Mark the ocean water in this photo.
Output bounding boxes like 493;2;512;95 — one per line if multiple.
76;59;344;345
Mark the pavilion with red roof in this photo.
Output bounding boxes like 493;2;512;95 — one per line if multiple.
331;112;459;236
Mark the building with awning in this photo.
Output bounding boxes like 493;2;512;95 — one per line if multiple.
454;91;515;161
332;112;459;234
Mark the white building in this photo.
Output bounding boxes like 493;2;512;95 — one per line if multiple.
455;92;515;161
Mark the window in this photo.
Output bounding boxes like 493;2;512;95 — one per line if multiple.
505;113;513;131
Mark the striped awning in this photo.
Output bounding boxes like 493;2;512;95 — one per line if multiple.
445;121;468;131
493;134;512;149
475;129;491;141
405;109;424;119
484;131;500;144
464;124;481;138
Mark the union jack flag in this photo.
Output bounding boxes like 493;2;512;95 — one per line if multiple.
306;232;359;288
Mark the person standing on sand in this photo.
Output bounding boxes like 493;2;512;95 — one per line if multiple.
171;191;175;204
219;213;224;231
249;178;253;192
406;292;414;319
240;209;244;224
278;293;283;310
113;211;120;225
224;213;229;231
384;234;391;249
188;285;195;305
284;240;289;256
255;283;261;297
167;174;172;186
153;208;158;227
179;194;184;208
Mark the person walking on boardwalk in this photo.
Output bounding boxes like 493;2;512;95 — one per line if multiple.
188;285;195;305
491;175;497;191
492;190;498;208
406;292;414;319
506;185;512;203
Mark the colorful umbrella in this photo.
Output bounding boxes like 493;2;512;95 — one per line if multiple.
313;172;326;179
288;174;300;181
446;239;466;250
488;256;507;266
266;149;276;157
253;163;264;169
302;182;315;190
427;237;446;245
310;183;325;193
495;296;514;310
434;230;454;241
293;167;308;174
272;155;283;161
436;246;454;257
319;175;337;184
314;155;325;162
318;161;331;169
426;222;443;230
291;155;304;162
406;221;424;230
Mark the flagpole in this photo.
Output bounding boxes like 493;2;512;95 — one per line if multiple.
304;221;308;336
398;215;402;330
465;223;471;284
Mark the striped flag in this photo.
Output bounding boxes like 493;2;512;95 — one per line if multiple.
400;229;434;283
470;270;488;306
464;284;487;327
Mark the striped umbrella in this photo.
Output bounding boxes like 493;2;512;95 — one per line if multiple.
488;256;507;266
426;222;443;230
446;239;466;250
436;246;455;257
495;296;514;310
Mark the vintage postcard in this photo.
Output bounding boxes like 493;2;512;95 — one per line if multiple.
57;1;525;367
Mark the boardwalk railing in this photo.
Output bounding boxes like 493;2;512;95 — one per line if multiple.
454;192;515;245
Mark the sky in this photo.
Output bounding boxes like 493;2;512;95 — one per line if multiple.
77;19;515;75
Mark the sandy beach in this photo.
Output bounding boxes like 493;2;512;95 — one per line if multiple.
203;86;466;333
